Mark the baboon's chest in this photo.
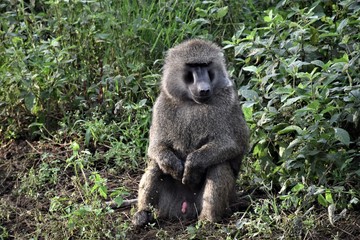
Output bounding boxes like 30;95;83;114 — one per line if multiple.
165;104;222;151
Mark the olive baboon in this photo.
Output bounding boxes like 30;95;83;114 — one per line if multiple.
133;39;250;227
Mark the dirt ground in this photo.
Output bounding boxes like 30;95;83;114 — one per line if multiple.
1;140;359;239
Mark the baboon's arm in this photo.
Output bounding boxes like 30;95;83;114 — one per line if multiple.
182;137;241;185
148;142;184;181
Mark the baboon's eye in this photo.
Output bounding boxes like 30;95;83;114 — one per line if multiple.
185;71;194;84
208;70;215;82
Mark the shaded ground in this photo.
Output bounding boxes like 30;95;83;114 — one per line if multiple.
1;140;359;239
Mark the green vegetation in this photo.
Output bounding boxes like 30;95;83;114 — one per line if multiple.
1;0;359;239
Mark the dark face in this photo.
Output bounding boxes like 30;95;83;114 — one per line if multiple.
184;63;215;104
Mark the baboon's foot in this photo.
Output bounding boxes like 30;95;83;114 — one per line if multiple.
198;210;221;223
132;210;153;227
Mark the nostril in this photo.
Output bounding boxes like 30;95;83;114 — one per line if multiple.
199;89;210;96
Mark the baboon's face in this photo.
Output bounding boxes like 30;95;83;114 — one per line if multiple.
163;39;232;104
183;63;214;104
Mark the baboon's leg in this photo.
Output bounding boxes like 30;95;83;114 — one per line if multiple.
199;162;235;222
133;161;163;226
137;161;162;209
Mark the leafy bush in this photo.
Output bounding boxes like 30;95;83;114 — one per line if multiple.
0;0;241;141
225;0;360;210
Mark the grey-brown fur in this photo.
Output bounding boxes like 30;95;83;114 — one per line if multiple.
133;39;250;227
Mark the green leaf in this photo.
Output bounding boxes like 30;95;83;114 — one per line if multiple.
281;96;302;108
242;66;257;73
216;6;228;19
333;53;349;63
337;19;348;33
319;32;338;38
24;92;35;111
71;142;80;152
318;194;328;207
138;99;147;107
242;106;253;122
50;38;60;47
291;183;304;193
264;16;271;22
195;7;207;17
114;196;124;207
311;60;324;68
99;186;108;199
234;42;252;56
234;24;245;38
350;197;359;205
334;127;350;146
325;189;334;204
307;100;320;111
95;33;110;40
264;10;273;22
272;123;289;132
247;48;265;57
239;89;259;101
274;86;294;95
278;125;303;135
85;128;91;146
288;138;302;149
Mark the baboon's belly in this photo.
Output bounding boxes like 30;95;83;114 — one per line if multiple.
158;175;201;220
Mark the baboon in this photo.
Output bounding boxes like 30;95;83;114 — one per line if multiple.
133;39;250;227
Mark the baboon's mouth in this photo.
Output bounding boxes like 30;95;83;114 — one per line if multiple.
193;95;211;104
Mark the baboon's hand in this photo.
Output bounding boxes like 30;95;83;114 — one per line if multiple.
158;158;184;181
182;155;204;186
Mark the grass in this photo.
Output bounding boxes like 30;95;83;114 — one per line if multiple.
1;0;360;239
